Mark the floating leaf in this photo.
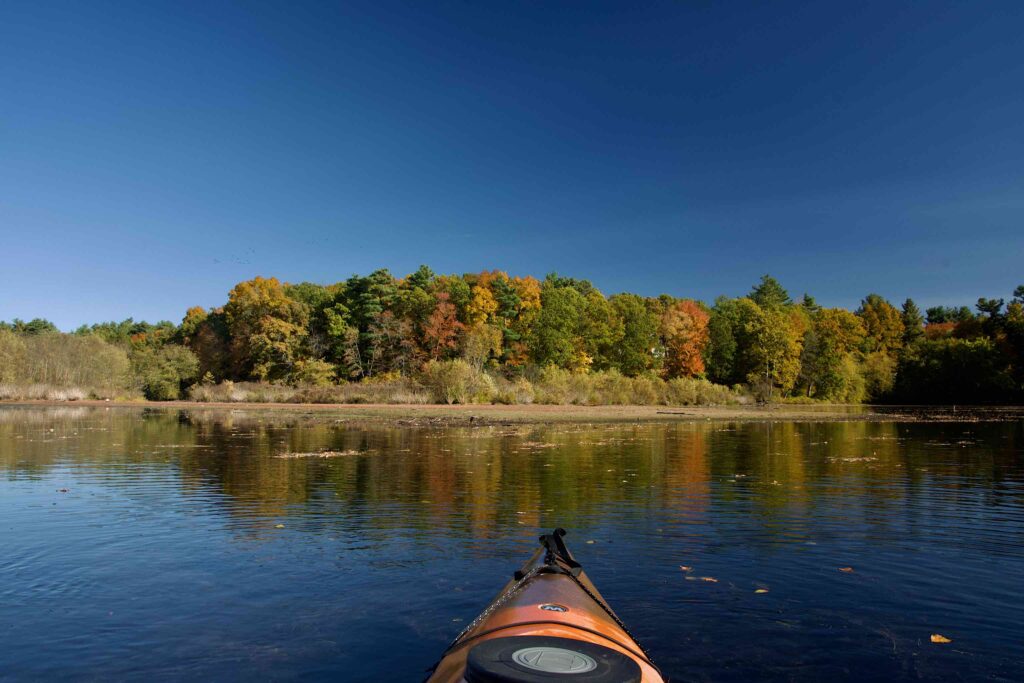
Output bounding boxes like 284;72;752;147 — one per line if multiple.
274;524;285;529
839;567;854;573
699;576;718;583
679;565;692;572
755;588;769;594
930;634;952;643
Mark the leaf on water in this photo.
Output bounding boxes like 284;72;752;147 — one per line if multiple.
930;634;952;643
839;567;854;573
586;540;596;544
679;565;692;572
755;588;769;594
699;576;718;583
274;524;285;528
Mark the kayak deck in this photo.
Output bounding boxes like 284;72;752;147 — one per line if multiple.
427;529;664;683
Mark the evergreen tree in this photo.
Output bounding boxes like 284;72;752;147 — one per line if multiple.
901;298;925;346
749;275;791;309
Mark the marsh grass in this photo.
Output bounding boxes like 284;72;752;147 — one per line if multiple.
184;367;743;406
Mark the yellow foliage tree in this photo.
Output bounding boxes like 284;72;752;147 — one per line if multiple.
465;285;498;327
224;277;309;381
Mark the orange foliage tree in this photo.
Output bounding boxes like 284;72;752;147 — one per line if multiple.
661;300;710;378
423;293;463;361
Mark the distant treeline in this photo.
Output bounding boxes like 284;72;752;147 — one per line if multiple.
2;269;1022;404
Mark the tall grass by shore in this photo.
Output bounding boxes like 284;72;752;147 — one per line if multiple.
0;331;131;400
185;363;744;406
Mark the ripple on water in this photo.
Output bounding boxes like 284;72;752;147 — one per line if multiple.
1;406;1023;681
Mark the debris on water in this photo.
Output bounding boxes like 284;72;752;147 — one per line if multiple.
839;567;854;573
56;488;69;493
276;450;360;458
755;588;769;594
274;524;285;528
586;540;596;544
684;576;718;582
930;634;952;643
679;565;692;572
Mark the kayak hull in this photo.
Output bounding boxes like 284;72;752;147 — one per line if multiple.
427;533;664;683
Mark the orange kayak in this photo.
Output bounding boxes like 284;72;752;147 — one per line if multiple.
426;529;664;683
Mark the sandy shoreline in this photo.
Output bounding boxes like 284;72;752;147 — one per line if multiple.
3;400;1020;425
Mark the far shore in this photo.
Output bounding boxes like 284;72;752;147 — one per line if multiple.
2;400;1021;425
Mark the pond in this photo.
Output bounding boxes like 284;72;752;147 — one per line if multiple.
1;406;1022;681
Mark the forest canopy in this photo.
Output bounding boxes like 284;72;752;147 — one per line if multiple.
2;271;1023;405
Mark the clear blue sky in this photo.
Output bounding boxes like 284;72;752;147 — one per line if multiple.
2;1;1022;329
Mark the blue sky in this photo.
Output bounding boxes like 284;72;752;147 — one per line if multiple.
2;1;1022;329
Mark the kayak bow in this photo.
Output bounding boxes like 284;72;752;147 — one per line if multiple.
427;529;664;683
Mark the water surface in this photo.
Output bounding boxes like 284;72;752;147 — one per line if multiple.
2;406;1022;681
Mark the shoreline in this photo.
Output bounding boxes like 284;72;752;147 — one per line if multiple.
2;400;1021;425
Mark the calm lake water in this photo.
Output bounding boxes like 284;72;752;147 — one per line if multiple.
2;406;1023;682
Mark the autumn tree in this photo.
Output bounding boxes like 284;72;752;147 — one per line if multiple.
433;275;472;322
462;323;503;371
506;276;542;367
224;277;309;381
661;300;710;378
465;283;498;327
739;300;803;399
423;293;463;361
857;294;904;355
798;308;866;401
854;294;905;398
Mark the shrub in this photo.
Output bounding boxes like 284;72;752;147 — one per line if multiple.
289;359;336;386
132;345;200;400
630;375;662;405
421;359;495;404
492;376;536;405
591;369;632;405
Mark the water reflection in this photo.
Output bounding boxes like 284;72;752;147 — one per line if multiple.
1;406;1022;681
